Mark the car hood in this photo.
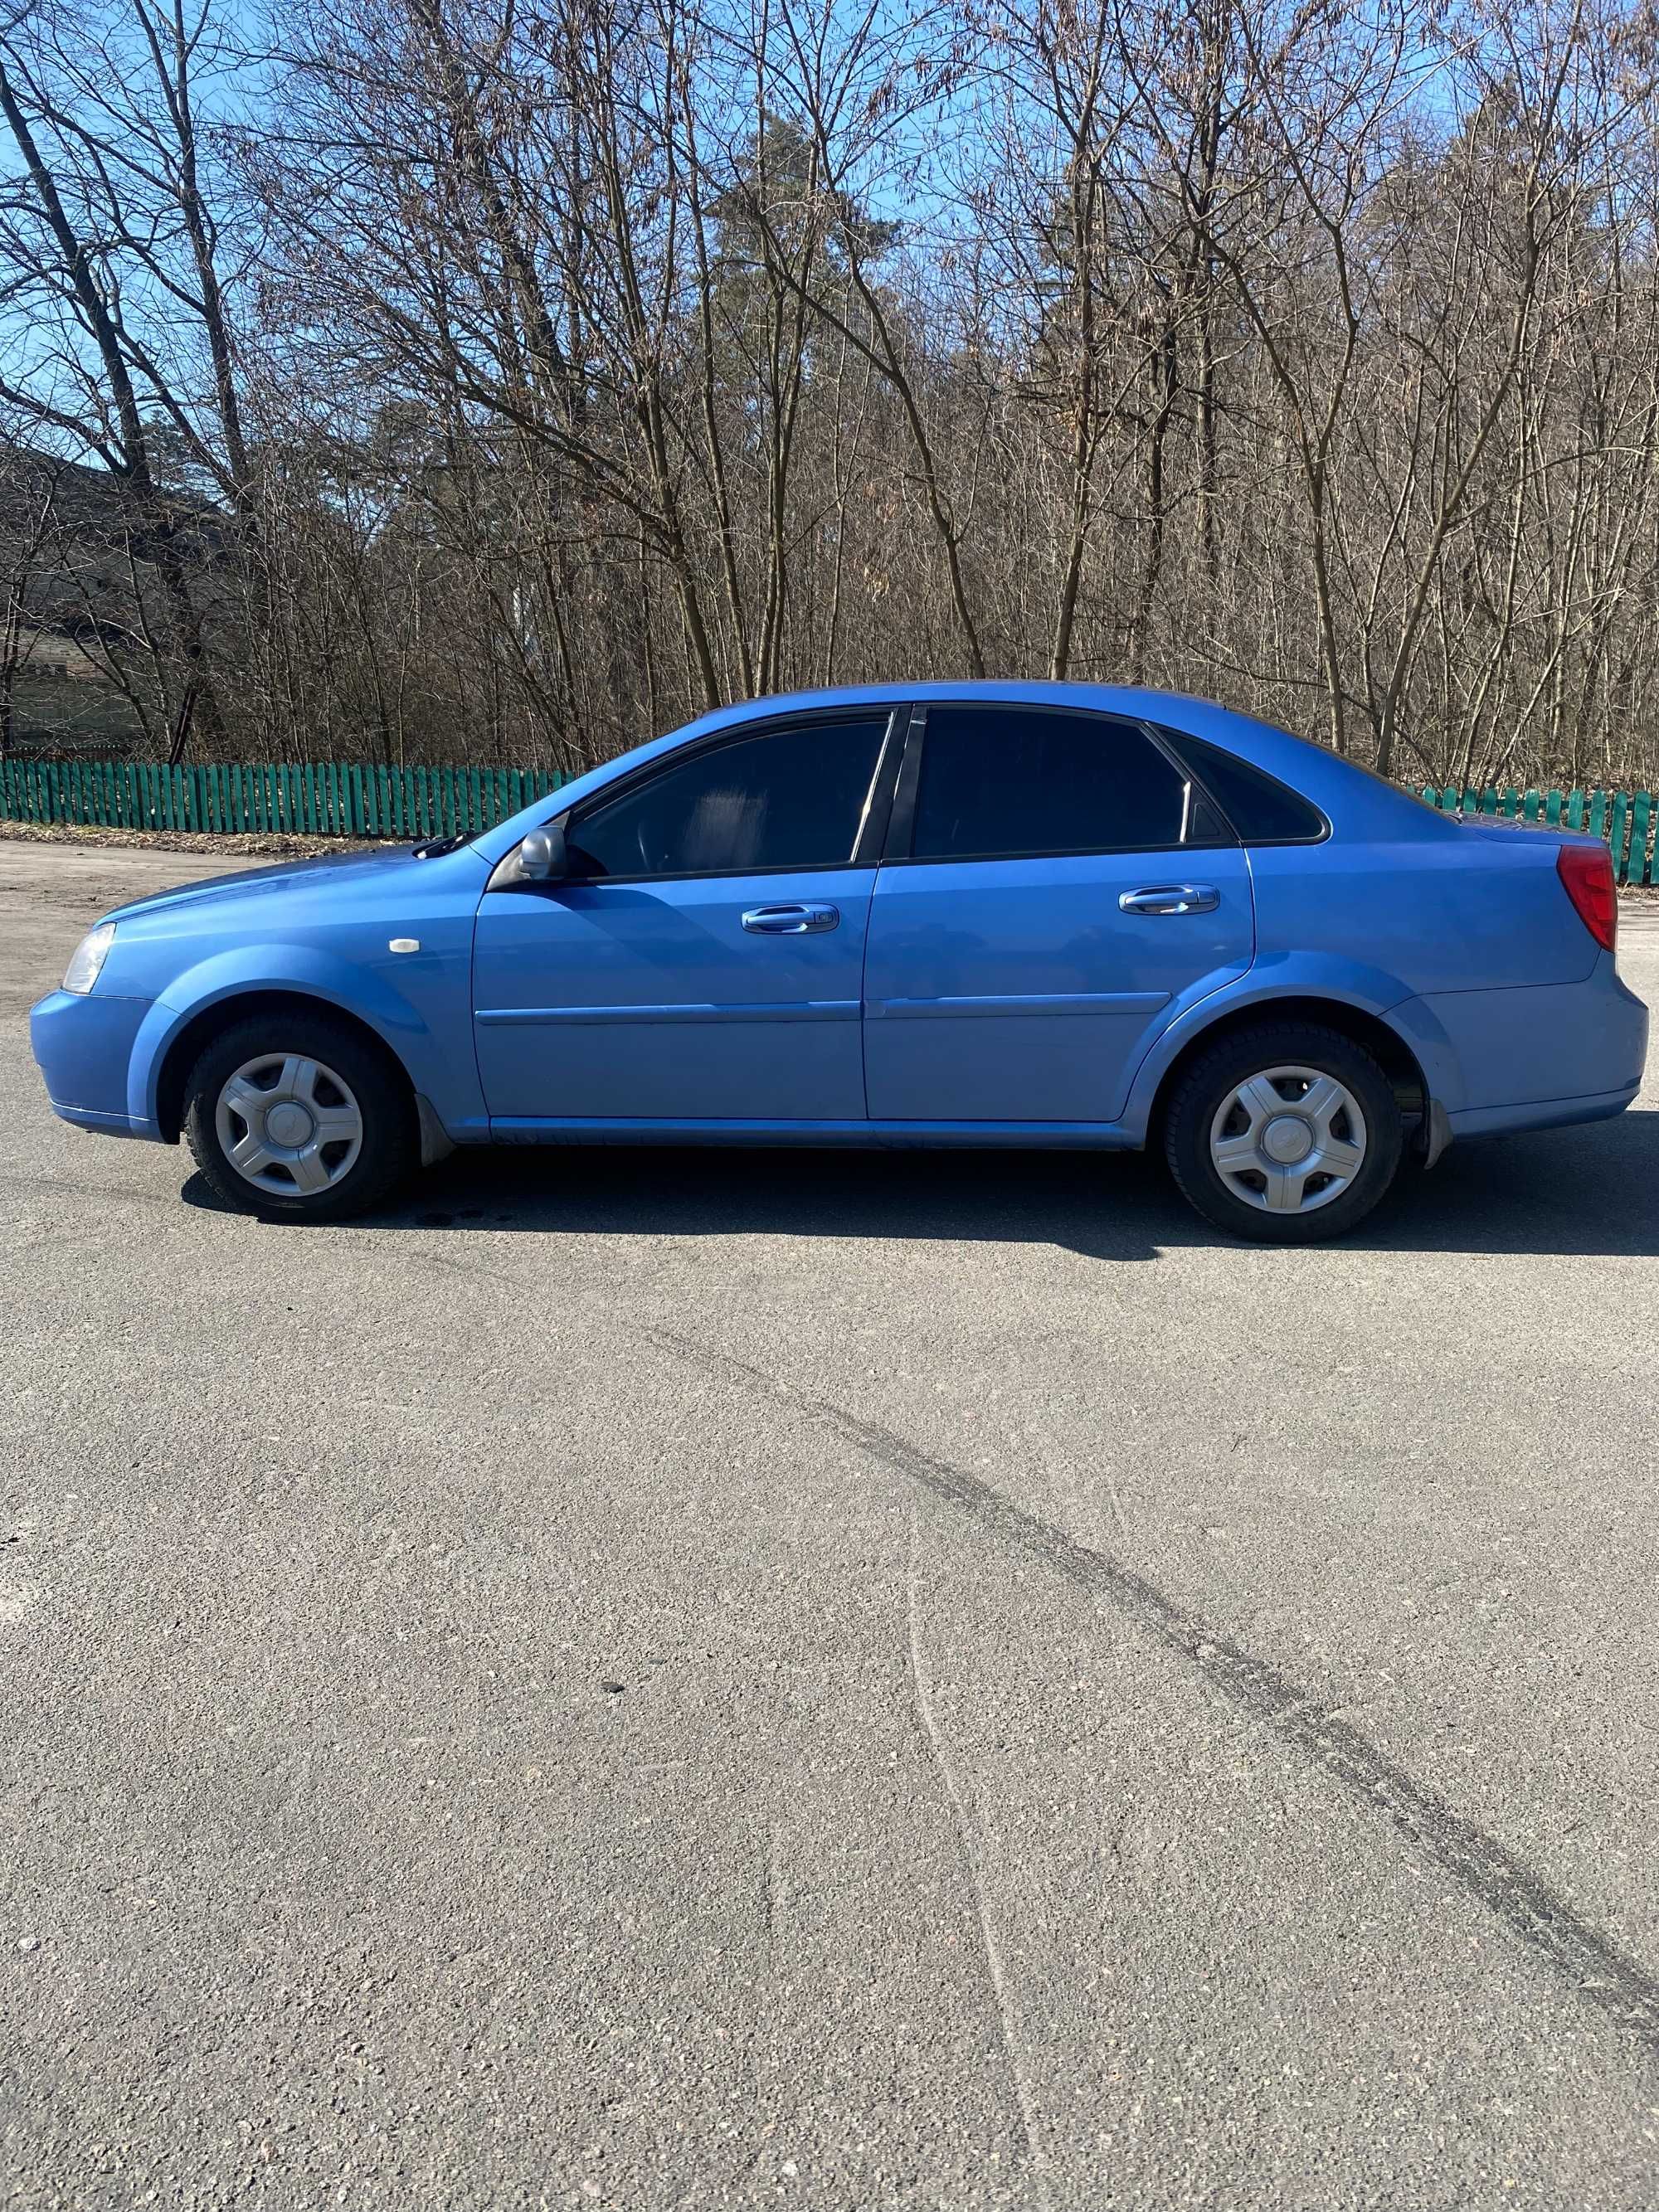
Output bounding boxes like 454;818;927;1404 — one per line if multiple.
100;844;447;926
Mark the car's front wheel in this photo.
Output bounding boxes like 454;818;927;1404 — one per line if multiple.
1163;1021;1404;1243
182;1011;416;1221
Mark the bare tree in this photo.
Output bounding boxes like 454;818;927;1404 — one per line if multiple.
2;0;1658;789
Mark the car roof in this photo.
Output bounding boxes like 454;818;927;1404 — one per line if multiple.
687;678;1243;727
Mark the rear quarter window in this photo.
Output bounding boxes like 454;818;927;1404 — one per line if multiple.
1163;729;1326;843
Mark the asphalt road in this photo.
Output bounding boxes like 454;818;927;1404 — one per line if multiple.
3;838;1658;2211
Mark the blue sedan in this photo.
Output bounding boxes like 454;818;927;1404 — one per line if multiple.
29;684;1650;1241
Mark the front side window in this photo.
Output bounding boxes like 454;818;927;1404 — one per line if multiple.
568;716;890;879
907;707;1206;861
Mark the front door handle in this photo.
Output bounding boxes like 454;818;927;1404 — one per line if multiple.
742;903;840;935
1118;884;1220;916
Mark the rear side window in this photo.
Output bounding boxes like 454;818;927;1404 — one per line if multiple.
1163;729;1326;843
568;716;889;878
908;707;1204;860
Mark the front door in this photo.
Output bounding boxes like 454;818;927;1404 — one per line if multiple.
473;710;897;1125
863;702;1255;1124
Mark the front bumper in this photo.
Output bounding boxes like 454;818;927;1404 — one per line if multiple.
30;990;159;1136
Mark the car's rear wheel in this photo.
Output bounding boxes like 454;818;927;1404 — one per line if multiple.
182;1011;416;1221
1163;1022;1404;1243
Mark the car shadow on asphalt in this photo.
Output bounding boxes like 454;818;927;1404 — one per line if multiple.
182;1106;1659;1262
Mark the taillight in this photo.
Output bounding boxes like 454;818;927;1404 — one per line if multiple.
1556;843;1617;953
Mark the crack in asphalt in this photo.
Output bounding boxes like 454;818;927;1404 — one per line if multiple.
640;1320;1659;2061
905;1505;1053;2202
394;1236;1659;2058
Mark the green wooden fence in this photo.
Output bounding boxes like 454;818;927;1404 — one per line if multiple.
0;758;565;841
1418;783;1658;885
0;756;1655;883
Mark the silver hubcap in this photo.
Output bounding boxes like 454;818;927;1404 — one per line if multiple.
215;1053;363;1198
1209;1064;1367;1215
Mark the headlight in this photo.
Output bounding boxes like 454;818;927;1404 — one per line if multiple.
62;921;116;995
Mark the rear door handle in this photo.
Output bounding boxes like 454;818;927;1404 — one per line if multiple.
742;903;840;934
1118;884;1220;916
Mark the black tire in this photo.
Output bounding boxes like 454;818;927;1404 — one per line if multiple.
182;1009;416;1222
1163;1021;1404;1244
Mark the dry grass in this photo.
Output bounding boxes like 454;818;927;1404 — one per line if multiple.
0;819;390;858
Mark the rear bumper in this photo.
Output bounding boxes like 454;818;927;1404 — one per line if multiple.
30;991;161;1138
1449;1082;1639;1140
1399;955;1647;1123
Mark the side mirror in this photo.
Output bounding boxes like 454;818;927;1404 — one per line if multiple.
518;824;567;881
488;819;568;892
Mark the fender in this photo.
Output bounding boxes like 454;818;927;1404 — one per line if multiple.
1116;950;1467;1142
128;940;489;1135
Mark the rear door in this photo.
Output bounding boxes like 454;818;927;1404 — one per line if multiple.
473;708;899;1124
863;703;1254;1124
